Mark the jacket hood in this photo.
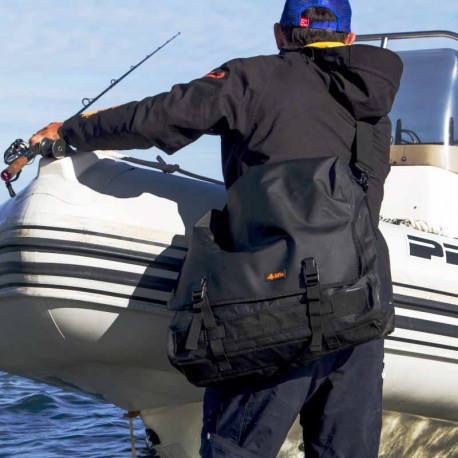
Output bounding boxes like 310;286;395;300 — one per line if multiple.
307;44;404;120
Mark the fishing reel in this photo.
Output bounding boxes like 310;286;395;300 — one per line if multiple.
2;139;31;188
4;137;68;163
1;33;182;199
2;138;70;198
4;139;29;166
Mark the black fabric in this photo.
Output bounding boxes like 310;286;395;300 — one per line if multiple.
60;45;403;220
167;156;394;387
200;339;384;458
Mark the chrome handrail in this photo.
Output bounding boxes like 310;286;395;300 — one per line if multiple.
356;30;458;48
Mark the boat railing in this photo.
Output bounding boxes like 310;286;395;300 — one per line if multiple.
356;30;458;48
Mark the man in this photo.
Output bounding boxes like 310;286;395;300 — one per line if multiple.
31;1;403;456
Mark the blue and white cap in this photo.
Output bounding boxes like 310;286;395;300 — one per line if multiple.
280;0;352;33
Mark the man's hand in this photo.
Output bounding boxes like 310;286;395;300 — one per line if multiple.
29;122;64;147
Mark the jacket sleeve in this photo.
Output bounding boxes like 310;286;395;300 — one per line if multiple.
59;61;247;153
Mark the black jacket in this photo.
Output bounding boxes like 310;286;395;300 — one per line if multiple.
60;44;403;222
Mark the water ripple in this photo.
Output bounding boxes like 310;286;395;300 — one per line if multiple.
0;372;155;458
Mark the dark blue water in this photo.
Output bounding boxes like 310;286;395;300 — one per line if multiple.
3;372;457;457
0;372;155;458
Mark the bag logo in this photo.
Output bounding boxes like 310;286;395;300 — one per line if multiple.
265;270;287;282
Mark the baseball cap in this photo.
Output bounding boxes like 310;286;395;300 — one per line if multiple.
280;0;352;33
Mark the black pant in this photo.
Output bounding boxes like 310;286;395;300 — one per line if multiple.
200;339;384;457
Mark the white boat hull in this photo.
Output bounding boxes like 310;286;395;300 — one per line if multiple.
0;153;457;456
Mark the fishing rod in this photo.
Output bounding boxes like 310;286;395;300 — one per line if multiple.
76;32;181;116
1;32;181;198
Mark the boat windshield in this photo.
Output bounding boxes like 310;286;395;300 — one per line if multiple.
390;48;458;146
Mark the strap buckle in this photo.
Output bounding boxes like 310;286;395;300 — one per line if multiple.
302;258;323;352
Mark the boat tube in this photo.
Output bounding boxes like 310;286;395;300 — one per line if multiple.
0;31;457;457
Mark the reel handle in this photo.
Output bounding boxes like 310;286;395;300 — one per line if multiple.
37;137;72;159
51;138;71;159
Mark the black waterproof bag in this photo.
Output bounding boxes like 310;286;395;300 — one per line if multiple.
167;127;394;387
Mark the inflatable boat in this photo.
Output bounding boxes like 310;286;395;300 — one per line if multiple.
0;31;457;457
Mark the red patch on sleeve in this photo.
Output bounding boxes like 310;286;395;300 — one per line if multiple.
204;70;226;79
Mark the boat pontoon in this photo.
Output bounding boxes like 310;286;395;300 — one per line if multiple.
0;31;457;457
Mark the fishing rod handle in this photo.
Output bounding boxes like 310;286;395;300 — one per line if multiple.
1;157;29;182
1;138;71;182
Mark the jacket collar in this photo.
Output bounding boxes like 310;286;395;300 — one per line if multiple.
306;42;347;48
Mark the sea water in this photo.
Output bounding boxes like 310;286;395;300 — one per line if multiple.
0;372;154;458
1;371;457;458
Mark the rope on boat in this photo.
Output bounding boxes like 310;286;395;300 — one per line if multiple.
83;152;458;239
380;216;452;237
124;411;141;458
95;150;225;186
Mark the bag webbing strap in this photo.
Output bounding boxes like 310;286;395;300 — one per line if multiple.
185;278;232;372
352;120;375;190
302;258;323;352
321;314;341;350
185;300;203;351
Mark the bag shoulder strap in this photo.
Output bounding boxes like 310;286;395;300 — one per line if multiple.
352;120;375;188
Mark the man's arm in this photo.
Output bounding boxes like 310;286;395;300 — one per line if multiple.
30;62;246;153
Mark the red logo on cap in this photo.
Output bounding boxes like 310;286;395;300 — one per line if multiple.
299;17;310;28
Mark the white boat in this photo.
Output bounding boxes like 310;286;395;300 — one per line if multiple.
0;31;457;457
